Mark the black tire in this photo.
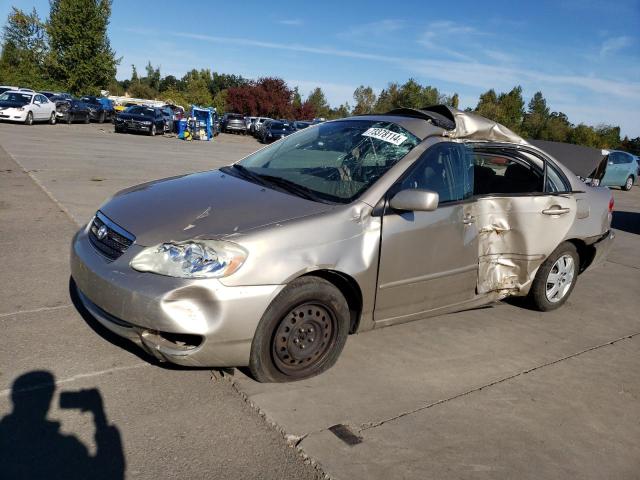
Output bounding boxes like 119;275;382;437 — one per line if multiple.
25;112;33;126
149;124;156;136
528;242;579;312
98;111;105;123
249;276;350;383
84;113;90;124
622;176;634;191
49;112;56;125
66;114;72;125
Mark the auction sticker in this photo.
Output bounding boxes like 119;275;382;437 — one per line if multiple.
362;128;407;146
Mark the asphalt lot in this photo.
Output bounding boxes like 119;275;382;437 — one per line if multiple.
1;121;639;479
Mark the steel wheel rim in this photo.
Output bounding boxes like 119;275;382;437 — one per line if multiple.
272;303;337;376
626;177;633;189
545;254;575;303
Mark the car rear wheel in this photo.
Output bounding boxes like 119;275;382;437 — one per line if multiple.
249;276;350;382
25;112;33;126
622;176;634;191
49;112;56;125
529;242;579;311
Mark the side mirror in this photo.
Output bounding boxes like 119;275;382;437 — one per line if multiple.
390;189;439;212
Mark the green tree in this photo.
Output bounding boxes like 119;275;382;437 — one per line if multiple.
475;89;500;120
130;64;138;83
496;86;524;132
47;0;118;94
449;93;459;109
540;112;571;142
307;87;330;118
569;124;599;147
212;89;228;114
374;82;401;112
292;86;303;111
0;8;49;87
522;91;549;139
352;85;376;115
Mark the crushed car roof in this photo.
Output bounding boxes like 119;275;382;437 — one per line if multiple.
386;105;528;145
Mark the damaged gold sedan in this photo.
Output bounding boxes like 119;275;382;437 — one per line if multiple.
71;105;615;382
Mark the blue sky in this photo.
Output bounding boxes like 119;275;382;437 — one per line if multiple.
3;0;639;136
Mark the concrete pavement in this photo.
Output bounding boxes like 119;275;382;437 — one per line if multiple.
1;121;638;479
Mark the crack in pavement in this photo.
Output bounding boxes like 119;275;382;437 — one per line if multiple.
356;331;640;433
605;259;640;271
0;304;73;319
0;145;81;227
0;362;151;398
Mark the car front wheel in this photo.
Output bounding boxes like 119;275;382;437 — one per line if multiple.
529;242;579;311
249;276;350;382
49;112;56;125
622;176;634;191
149;124;156;136
25;112;33;126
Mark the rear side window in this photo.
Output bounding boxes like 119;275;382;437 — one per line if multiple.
399;142;473;203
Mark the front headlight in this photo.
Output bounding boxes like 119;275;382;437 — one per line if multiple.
130;240;247;279
142;120;152;125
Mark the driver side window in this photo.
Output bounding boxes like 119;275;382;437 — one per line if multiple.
399;142;473;203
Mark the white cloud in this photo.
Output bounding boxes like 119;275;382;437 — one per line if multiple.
278;19;303;26
339;19;404;39
599;36;633;56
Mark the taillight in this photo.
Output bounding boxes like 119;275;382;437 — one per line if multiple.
608;196;614;213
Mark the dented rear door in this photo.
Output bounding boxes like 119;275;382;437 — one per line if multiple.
473;194;577;294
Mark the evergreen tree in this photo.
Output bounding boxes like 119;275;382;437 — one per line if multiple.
0;8;48;87
352;85;376;115
47;0;118;94
307;87;330;118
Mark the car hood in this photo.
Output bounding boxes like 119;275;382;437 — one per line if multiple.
99;169;336;246
0;101;26;109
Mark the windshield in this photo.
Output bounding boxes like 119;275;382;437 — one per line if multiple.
0;92;32;105
127;106;155;116
81;97;100;105
236;119;420;203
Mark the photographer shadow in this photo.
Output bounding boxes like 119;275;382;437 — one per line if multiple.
0;371;125;480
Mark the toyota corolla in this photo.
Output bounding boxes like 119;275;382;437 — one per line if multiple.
71;105;614;382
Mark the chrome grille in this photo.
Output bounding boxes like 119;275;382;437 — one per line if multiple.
88;211;135;261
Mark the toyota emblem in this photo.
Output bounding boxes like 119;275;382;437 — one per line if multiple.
97;225;108;240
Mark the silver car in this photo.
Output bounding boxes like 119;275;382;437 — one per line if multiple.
71;106;615;382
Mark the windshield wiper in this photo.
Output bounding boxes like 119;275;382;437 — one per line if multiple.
256;174;322;202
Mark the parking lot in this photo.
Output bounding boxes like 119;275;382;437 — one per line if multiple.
1;122;639;479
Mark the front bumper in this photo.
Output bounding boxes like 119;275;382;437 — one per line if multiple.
70;226;284;366
116;120;151;132
0;109;27;122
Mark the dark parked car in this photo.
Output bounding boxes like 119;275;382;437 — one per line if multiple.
80;96;114;123
54;98;90;124
159;106;175;133
293;121;311;130
222;113;247;134
259;120;295;143
114;105;165;136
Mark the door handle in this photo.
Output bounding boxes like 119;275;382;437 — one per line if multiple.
542;206;571;215
463;214;475;224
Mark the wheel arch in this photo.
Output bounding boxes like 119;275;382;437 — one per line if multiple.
300;269;363;334
565;238;596;273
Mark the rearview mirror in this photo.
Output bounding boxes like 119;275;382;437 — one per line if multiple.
390;189;439;212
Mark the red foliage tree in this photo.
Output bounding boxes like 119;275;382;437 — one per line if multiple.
294;100;316;120
226;77;295;118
